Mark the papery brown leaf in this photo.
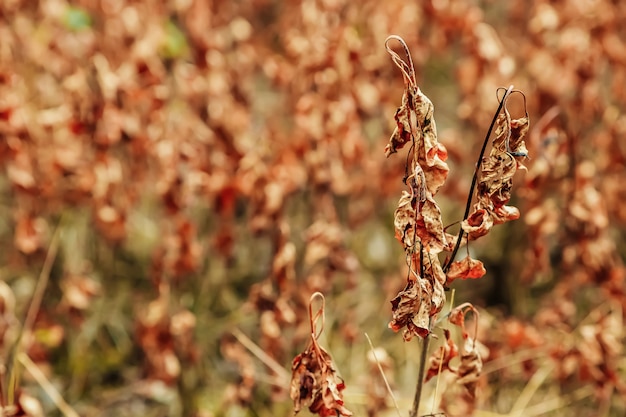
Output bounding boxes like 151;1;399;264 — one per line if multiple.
509;115;529;158
291;293;352;416
393;190;416;250
425;328;459;382
395;178;447;254
416;195;448;254
389;279;431;340
461;207;493;240
478;154;517;208
291;344;352;416
448;302;479;339
310;376;352;417
457;337;483;398
384;89;413;157
291;349;321;413
413;88;450;195
421;254;446;314
492;204;520;224
491;110;511;155
446;256;486;284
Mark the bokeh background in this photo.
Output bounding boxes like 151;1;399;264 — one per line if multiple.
0;0;625;416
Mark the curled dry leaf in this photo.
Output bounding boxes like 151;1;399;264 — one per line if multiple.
388;278;431;340
448;302;480;344
385;90;413;157
446;255;486;285
425;328;459;382
290;293;352;416
393;185;448;254
456;337;483;398
413;88;450;196
393;190;416;250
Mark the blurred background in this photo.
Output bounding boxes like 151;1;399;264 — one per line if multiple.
0;0;625;416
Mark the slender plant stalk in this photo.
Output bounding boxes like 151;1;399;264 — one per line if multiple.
7;219;62;407
365;333;402;417
410;318;432;417
18;353;80;417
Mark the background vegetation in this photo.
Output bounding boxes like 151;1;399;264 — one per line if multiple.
0;0;624;416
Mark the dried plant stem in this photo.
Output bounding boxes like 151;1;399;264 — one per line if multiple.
22;225;61;343
481;347;546;375
409;318;431;417
518;385;593;417
509;362;555;417
8;221;62;407
443;85;514;273
430;341;445;414
18;353;80;417
364;333;402;417
431;289;454;414
231;328;290;385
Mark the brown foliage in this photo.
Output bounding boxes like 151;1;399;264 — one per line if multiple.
290;293;352;416
0;0;624;415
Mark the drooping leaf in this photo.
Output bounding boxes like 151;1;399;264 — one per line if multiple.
425;329;459;382
446;256;487;285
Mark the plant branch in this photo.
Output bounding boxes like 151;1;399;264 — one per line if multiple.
443;85;514;273
410;319;432;417
7;220;62;407
18;352;80;417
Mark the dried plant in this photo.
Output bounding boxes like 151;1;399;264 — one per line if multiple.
0;1;624;416
383;35;529;415
290;292;352;417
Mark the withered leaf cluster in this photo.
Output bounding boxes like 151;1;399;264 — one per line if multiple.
462;91;529;239
0;0;625;415
290;293;352;417
385;37;452;341
426;304;484;398
385;37;529;350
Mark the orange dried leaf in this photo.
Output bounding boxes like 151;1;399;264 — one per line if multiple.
388;279;430;340
509;115;529;157
384;91;413;157
457;337;483;398
448;302;479;339
416;196;448;254
394;191;416;250
446;256;486;285
291;295;352;417
461;208;494;240
425;329;459;382
413;88;450;195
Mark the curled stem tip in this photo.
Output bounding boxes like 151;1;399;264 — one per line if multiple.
309;292;326;340
385;35;416;88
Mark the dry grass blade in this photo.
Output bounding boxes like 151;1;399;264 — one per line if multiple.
509;362;555;417
7;221;62;407
364;332;402;417
231;328;290;386
517;385;594;417
18;352;80;417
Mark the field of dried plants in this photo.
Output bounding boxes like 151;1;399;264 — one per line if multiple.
0;1;625;416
